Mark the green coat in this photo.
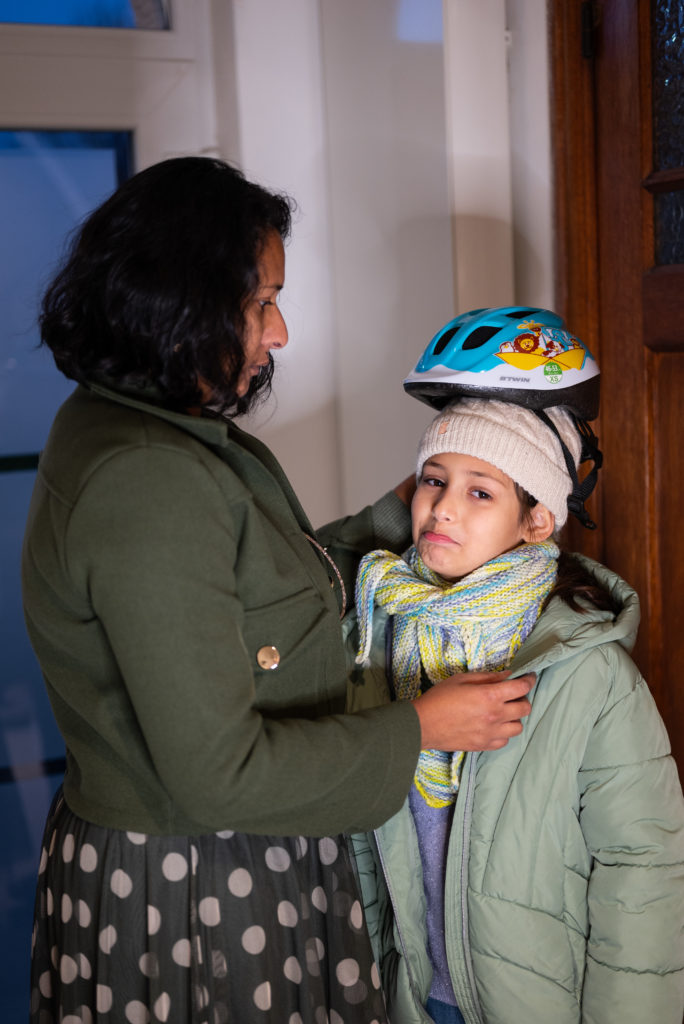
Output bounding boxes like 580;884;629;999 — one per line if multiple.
347;559;684;1024
21;380;420;836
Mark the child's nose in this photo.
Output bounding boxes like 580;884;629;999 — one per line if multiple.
434;493;457;521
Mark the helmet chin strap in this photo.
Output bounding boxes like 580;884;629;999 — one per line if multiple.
533;410;603;530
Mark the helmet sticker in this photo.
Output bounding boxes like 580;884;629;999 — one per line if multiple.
496;322;587;373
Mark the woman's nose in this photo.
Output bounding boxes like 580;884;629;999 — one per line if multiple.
267;306;288;350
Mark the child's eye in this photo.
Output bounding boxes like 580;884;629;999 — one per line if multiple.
422;475;445;488
471;488;492;501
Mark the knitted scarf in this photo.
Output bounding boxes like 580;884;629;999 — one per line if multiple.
355;541;559;808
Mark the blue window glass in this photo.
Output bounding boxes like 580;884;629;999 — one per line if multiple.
0;0;168;29
0;128;132;1022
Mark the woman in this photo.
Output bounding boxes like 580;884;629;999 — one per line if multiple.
23;156;534;1022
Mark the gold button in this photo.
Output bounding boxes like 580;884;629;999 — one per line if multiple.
256;645;280;670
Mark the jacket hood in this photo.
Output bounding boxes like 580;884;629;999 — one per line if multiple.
508;554;640;677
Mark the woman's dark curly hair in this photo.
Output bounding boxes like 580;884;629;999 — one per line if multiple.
39;156;294;414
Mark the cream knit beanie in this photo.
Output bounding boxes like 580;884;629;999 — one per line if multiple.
416;398;582;527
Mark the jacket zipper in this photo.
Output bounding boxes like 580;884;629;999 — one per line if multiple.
445;751;484;1024
374;828;435;1023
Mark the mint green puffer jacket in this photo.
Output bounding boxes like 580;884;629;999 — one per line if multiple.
347;558;684;1024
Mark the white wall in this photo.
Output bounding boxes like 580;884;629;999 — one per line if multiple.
221;0;553;523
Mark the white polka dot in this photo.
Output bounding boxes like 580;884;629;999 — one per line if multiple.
283;956;303;983
241;925;266;955
311;886;328;913
330;1013;344;1024
265;845;291;872
318;837;338;865
62;834;75;863
139;952;159;978
289;1015;304;1024
77;953;92;979
80;844;98;872
60;955;78;984
315;1009;330;1024
63;1016;81;1024
125;1000;150;1023
126;831;148;845
46;887;54;916
147;904;161;935
99;925;117;954
295;836;308;859
154;993;171;1022
111;868;133;898
198;897;221;926
50;945;58;968
172;939;191;967
61;893;73;923
78;1005;94;1024
212;950;228;977
97;985;113;1013
38;971;52;998
253;981;272;1011
161;853;188;881
335;958;360;987
77;899;91;927
277;900;298;927
215;829;234;839
38;847;48;874
306;937;325;964
371;961;381;989
191;845;199;875
195;985;209;1009
227;867;253;897
349;900;363;929
49;830;57;855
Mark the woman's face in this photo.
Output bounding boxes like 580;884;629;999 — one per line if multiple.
237;231;288;397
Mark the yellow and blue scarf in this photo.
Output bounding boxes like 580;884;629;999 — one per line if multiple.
355;542;559;808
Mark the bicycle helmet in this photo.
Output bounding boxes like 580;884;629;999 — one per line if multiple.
404;307;602;528
404;306;600;420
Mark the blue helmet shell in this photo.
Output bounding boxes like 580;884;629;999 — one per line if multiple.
404;306;600;420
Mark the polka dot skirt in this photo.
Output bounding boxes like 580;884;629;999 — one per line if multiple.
30;791;388;1023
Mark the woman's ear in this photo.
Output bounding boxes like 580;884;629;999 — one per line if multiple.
522;503;555;543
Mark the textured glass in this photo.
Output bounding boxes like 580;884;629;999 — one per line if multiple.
652;1;684;264
0;130;132;455
0;0;168;30
654;191;684;264
652;0;684;170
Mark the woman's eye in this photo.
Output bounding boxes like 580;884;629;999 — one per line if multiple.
258;299;273;310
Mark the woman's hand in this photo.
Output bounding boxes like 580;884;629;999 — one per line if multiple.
393;473;417;507
411;671;535;751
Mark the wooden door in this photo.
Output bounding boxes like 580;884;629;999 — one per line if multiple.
550;0;684;778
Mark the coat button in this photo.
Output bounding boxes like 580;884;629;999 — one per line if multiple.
256;645;280;670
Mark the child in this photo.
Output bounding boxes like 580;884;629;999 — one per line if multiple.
348;308;684;1024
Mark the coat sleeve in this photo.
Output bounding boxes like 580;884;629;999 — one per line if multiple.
578;645;684;1023
316;490;412;597
67;445;421;836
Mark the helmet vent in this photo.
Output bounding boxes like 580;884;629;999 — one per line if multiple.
433;326;459;356
462;325;500;349
505;308;540;318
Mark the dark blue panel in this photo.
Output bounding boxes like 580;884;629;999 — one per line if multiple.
0;775;63;1024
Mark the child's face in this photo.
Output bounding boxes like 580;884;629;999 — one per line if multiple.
411;452;540;581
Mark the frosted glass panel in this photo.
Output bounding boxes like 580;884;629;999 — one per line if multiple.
0;130;132;456
0;0;168;29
